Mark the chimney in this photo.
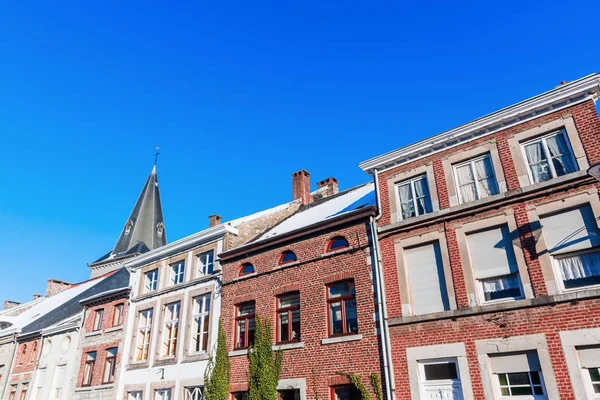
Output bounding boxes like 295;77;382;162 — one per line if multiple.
209;214;222;227
316;177;339;198
45;279;72;297
2;300;21;310
33;294;43;301
292;170;312;205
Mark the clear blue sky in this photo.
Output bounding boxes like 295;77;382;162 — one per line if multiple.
0;1;598;302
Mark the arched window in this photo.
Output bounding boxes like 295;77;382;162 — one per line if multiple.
279;250;297;265
19;345;27;365
327;236;349;251
239;263;255;276
30;342;37;363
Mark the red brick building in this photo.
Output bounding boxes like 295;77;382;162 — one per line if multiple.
359;73;600;399
219;172;385;400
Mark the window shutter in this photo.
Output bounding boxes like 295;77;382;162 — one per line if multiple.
467;225;518;279
578;346;600;368
540;205;600;255
489;351;541;373
405;242;450;315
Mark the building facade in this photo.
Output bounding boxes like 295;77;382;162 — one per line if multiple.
360;73;600;399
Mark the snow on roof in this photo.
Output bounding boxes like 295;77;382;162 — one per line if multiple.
225;199;300;228
0;297;45;318
0;276;105;336
256;182;375;242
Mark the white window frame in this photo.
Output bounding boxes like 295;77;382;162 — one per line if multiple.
417;357;463;399
136;309;153;361
155;389;172;400
185;386;204;400
162;302;180;358
453;154;498;204
520;129;578;185
583;366;600;399
197;251;214;277
475;272;525;306
191;294;211;354
493;370;547;400
51;365;66;400
551;247;600;293
32;368;45;400
170;261;185;286
145;269;158;293
128;391;143;400
395;174;432;221
92;309;104;331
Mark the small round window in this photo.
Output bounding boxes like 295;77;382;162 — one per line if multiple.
327;236;349;251
279;250;297;265
239;263;255;276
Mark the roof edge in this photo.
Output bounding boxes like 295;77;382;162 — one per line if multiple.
359;73;600;175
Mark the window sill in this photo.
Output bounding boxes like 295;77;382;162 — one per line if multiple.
321;334;362;345
273;342;304;351
85;331;102;338
134;274;220;302
105;326;123;334
233;273;257;282
152;357;178;367
75;384;114;392
228;349;248;357
126;361;149;371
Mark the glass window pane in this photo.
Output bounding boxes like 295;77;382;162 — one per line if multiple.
279;312;289;342
329;237;349;250
328;282;355;298
530;371;541;384
329;302;343;335
423;363;458;381
589;367;600;381
510;386;533;395
498;373;508;386
345;299;358;333
238;303;255;316
279;294;300;308
507;372;530;385
533;386;544;395
280;251;297;264
524;141;551;182
291;309;300;341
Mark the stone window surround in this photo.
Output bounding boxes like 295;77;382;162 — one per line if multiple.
180;377;205;400
454;210;534;307
150;380;176;398
123;383;145;400
278;378;307;400
475;333;559;399
181;284;215;363
138;263;162;297
393;229;457;316
153;292;185;367
406;342;474;400
507;115;589;188
191;243;220;279
559;328;600;400
441;141;507;208
387;163;440;224
128;299;158;369
525;188;600;296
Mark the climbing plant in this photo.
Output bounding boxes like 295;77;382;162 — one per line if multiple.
248;316;283;400
204;319;231;400
335;372;383;400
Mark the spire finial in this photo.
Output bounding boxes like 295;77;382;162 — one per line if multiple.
154;146;160;166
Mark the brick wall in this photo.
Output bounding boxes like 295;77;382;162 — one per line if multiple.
221;222;383;400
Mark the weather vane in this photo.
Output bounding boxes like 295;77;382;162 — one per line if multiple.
154;146;160;166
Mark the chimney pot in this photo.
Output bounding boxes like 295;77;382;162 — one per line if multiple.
2;300;21;310
45;279;72;297
292;170;312;205
209;214;222;228
33;294;43;301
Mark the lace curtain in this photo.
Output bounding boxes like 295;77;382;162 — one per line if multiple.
397;183;414;219
524;141;549;183
482;273;520;293
546;134;576;177
474;157;497;197
456;164;476;203
557;251;600;281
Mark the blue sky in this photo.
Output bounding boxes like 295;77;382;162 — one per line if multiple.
0;1;598;302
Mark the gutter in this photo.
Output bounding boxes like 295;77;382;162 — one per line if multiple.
79;287;131;306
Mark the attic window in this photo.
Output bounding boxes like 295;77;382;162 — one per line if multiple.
327;236;349;252
279;251;297;265
239;263;255;276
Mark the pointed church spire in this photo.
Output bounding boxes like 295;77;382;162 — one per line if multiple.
110;165;167;257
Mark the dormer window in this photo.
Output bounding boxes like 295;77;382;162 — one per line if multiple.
396;175;432;220
453;154;499;204
327;236;349;252
171;261;185;285
239;263;255;276
279;251;297;265
522;129;577;184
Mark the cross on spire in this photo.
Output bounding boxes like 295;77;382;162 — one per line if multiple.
154;146;160;166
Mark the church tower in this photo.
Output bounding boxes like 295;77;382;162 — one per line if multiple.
88;165;167;278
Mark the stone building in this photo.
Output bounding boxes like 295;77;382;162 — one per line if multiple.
359;73;600;399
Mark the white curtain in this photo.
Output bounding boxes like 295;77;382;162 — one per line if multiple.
474;157;498;197
524;142;549;183
482;273;519;293
397;183;414;219
546;134;576;176
557;251;600;281
456;164;476;202
413;177;431;214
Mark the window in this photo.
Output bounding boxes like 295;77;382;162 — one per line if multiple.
404;242;450;315
419;359;463;399
82;351;96;386
522;129;577;184
18;383;28;400
29;342;37;364
171;261;185;285
490;351;546;398
93;309;104;331
331;385;361;400
128;392;143;400
185;386;204;400
192;294;211;353
279;250;297;265
145;269;158;293
466;225;523;303
32;369;45;400
327;236;349;252
136;309;153;361
113;303;124;327
540;205;600;290
239;263;255;276
277;293;300;343
453;154;499;203
577;346;600;397
232;393;248;400
197;250;215;276
395;175;432;220
8;385;17;400
279;390;300;400
51;365;66;399
327;281;358;336
102;347;117;383
155;389;172;400
18;345;27;365
162;302;180;357
235;302;255;349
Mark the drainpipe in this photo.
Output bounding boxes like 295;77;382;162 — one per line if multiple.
371;168;396;400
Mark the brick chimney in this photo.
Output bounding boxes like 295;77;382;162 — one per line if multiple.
2;300;21;310
316;177;339;198
45;279;72;297
292;170;312;205
209;214;222;227
33;294;43;301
